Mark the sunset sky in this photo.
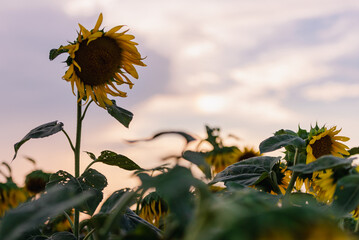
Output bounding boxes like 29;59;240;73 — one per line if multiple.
1;0;359;195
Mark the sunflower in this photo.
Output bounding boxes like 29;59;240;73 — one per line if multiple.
60;13;145;108
252;163;290;195
139;192;169;229
205;146;241;174
236;146;261;162
313;167;349;203
306;126;350;164
25;170;50;195
0;182;28;216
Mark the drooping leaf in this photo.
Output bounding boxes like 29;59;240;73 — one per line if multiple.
0;185;92;240
288;156;353;174
182;151;211;179
127;131;196;144
211;156;281;186
49;47;68;60
96;150;141;171
259;134;305;154
13;121;64;160
332;174;359;217
106;100;133;128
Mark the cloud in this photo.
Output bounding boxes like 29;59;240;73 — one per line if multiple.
301;82;359;102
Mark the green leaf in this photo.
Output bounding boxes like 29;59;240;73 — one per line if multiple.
85;151;97;161
332;174;359;217
182;151;212;179
211;156;281;186
13;121;64;160
97;150;141;171
49;47;68;60
127;131;196;144
288;192;318;207
348;147;359;156
288;156;353;174
259;134;305;154
106;100;133;128
0;186;91;240
47;170;107;215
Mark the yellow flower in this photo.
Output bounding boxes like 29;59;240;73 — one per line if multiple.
306;126;349;164
253;164;290;195
25;170;50;195
60;13;145;108
314;169;337;202
0;183;28;216
236;146;261;162
139;192;168;229
205;147;241;174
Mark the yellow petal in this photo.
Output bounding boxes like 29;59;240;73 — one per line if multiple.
63;65;74;80
123;64;139;79
87;32;103;45
73;60;82;72
79;23;90;38
93;13;103;32
106;25;125;35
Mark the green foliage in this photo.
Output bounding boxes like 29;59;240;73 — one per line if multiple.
182;150;211;179
0;186;91;240
211;156;280;186
86;150;142;171
259;134;305;154
289;155;353;174
46;169;107;215
13;121;63;160
332;174;359;217
106;100;134;128
49;47;68;61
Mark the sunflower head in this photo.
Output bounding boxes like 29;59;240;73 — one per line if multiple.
25;170;51;195
313;167;350;203
139;192;169;229
236;146;261;162
205;146;241;174
306;125;350;164
55;13;146;108
0;181;28;216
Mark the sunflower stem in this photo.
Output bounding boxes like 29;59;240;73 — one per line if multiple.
355;218;359;233
74;96;83;239
284;148;299;197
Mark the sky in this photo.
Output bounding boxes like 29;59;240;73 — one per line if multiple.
1;0;359;196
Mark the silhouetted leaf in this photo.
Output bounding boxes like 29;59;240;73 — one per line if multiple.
13;121;63;160
127;131;196;144
182;151;211;179
97;150;141;171
106;100;133;128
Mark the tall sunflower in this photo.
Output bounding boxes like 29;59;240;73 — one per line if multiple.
59;13;145;108
306;126;350;164
236;146;261;162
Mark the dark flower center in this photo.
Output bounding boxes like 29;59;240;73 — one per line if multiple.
311;135;332;159
26;178;47;194
74;36;122;86
238;151;258;162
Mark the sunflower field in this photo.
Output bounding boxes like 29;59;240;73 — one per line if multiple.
2;13;359;240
